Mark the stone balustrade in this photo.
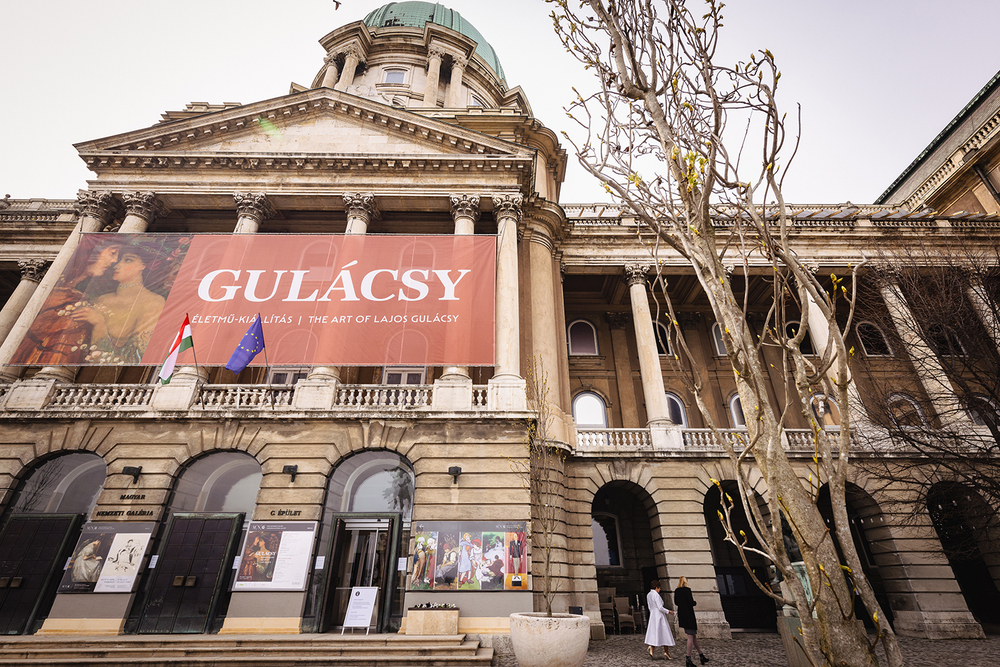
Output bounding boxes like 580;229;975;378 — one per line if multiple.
48;384;155;410
576;428;651;449
0;382;494;415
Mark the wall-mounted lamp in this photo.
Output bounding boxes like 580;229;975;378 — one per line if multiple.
121;466;142;485
448;466;462;484
282;464;299;483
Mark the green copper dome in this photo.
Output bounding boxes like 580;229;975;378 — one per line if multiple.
363;2;505;81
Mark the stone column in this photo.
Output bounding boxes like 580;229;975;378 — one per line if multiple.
880;281;972;427
424;47;445;107
488;194;526;411
606;312;640;428
35;192;163;384
0;191;118;384
804;286;868;426
0;260;48;351
445;56;467;108
967;275;1000;351
294;194;377;409
624;264;669;426
233;192;275;234
441;194;478;381
433;195;479;411
320;52;340;89
335;45;364;92
118;191;163;234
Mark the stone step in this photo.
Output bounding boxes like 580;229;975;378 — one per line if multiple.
0;634;492;667
0;640;484;661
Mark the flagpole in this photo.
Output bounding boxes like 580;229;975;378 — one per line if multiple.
258;313;274;409
186;313;206;409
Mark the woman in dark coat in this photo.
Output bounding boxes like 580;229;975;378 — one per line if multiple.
674;576;709;666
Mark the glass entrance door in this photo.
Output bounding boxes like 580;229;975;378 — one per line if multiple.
322;514;401;633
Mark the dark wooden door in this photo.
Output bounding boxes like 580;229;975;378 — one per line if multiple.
137;513;242;634
0;514;82;635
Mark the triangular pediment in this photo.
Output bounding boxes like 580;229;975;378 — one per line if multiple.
76;88;529;161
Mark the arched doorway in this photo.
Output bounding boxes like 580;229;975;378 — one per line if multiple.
591;482;659;618
817;484;896;630
928;482;1000;633
131;452;261;634
704;482;776;631
302;451;414;633
0;453;106;634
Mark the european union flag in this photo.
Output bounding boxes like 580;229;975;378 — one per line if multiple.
225;315;264;374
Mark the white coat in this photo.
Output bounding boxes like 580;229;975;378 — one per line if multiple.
644;588;676;647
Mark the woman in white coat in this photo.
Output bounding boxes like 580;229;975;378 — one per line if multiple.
645;580;676;659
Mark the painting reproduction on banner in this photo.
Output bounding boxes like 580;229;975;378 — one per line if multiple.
234;521;317;591
409;521;526;592
58;522;154;593
9;233;496;368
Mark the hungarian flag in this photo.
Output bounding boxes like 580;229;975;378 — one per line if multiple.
159;315;194;385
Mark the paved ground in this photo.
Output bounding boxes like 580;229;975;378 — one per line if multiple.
496;632;1000;666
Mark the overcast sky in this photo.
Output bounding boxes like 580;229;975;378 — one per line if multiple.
1;0;997;205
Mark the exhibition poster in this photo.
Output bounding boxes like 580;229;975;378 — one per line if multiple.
408;520;527;592
234;521;317;591
57;522;154;593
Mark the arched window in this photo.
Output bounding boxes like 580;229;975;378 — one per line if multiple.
573;391;608;428
810;393;841;427
10;453;106;514
568;319;599;355
786;321;815;355
666;392;688;427
711;322;727;356
927;323;966;357
729;393;746;428
591;513;622;567
968;394;1000;429
888;393;926;428
171;452;262;518
329;451;415;522
857;322;892;357
655;321;672;356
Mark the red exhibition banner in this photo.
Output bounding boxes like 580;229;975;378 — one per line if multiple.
11;234;496;367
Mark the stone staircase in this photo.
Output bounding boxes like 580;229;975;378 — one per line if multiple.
0;634;493;667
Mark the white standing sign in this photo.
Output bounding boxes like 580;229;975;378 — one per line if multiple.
342;586;379;635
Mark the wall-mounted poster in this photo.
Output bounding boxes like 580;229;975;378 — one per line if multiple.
57;522;154;593
234;521;317;591
408;521;527;592
10;233;496;367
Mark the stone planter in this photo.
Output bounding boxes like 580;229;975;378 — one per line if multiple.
509;612;590;667
405;608;460;635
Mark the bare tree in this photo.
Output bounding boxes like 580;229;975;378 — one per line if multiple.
511;359;565;616
854;240;1000;551
548;1;901;664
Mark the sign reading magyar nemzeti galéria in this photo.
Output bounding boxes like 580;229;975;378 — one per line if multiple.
10;234;497;367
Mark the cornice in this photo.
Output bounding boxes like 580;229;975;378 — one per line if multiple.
75;88;532;162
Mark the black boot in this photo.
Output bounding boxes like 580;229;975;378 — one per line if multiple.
686;658;696;667
700;654;710;665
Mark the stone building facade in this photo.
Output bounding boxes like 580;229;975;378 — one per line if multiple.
1;1;999;644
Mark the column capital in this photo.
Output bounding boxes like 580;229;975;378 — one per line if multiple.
323;52;339;67
234;192;276;225
492;194;523;223
17;259;48;283
449;194;481;223
121;192;166;224
452;55;468;71
605;312;630;329
343;193;378;222
623;264;650;287
75;190;121;227
343;44;366;64
427;45;447;62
